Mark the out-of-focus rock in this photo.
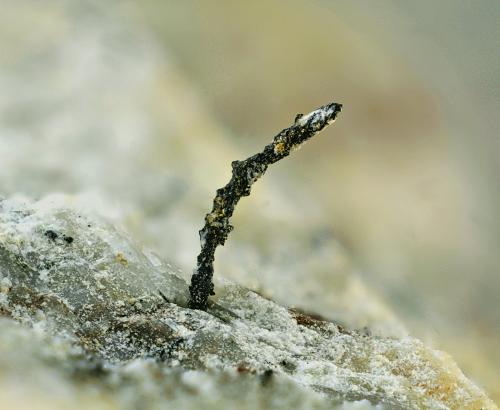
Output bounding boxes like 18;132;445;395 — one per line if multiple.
0;319;339;410
0;196;495;409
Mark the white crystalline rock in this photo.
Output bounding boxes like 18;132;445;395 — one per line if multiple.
0;195;495;410
296;104;338;130
0;319;334;410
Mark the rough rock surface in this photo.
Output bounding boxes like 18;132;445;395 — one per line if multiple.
0;196;495;409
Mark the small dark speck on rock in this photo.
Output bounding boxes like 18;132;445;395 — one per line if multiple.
44;230;58;241
279;360;297;372
261;369;274;386
44;230;74;245
158;338;184;362
63;236;74;244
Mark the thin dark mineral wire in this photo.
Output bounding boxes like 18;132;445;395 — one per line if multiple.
189;102;343;310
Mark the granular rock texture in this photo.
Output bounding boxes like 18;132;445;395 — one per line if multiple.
0;196;495;410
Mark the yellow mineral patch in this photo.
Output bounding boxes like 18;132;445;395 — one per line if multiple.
274;141;286;155
115;253;128;266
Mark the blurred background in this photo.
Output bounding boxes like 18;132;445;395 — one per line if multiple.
0;0;498;402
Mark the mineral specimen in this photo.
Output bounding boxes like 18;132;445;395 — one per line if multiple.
190;102;342;310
